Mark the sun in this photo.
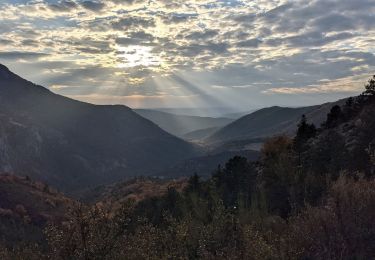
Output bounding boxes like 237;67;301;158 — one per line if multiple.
117;45;161;68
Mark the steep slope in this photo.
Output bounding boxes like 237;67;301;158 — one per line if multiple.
80;177;188;205
0;174;73;245
207;101;346;144
310;93;375;175
0;64;197;192
135;109;233;137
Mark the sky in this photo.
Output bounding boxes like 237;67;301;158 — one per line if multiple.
0;0;374;112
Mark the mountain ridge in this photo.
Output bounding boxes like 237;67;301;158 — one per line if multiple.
0;64;198;193
134;109;233;138
206;100;347;144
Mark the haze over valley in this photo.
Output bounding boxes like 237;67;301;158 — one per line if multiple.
0;0;375;258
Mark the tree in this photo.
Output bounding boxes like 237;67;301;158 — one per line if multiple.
186;173;201;194
364;75;375;96
345;97;354;107
324;105;342;128
370;142;375;176
309;130;347;177
342;97;358;120
286;177;375;259
45;201;134;260
43;184;50;193
294;115;316;153
260;136;296;217
164;187;184;217
212;156;257;209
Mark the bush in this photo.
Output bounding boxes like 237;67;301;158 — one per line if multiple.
285;177;375;259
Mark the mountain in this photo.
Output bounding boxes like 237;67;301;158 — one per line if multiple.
149;107;242;117
0;64;198;192
134;109;233;137
206;101;346;144
183;127;220;141
222;109;257;119
1;85;375;258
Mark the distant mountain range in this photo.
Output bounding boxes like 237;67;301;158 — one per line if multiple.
148;107;249;118
0;64;198;192
183;127;220;141
134;109;233;138
206;101;346;145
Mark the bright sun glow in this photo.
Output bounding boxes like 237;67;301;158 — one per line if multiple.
117;45;161;68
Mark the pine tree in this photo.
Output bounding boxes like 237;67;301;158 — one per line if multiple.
364;75;375;96
324;105;342;128
294;115;316;153
186;173;201;193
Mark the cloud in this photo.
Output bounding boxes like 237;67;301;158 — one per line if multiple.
236;38;262;48
0;38;14;45
211;84;254;89
75;46;111;54
285;31;355;47
81;1;105;12
49;0;78;12
312;14;355;32
263;74;371;95
178;42;229;57
162;14;197;24
109;0;142;4
184;29;219;41
0;51;49;60
115;31;156;46
111;17;155;30
21;39;39;47
0;0;374;109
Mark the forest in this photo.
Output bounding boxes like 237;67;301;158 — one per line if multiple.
1;76;375;259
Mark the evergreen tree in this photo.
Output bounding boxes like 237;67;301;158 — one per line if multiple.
324;105;342;128
343;97;355;120
294;114;316;153
260;136;295;217
364;75;375;96
186;173;201;193
213;156;256;209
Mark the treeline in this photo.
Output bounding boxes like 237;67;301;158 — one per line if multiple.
1;76;375;259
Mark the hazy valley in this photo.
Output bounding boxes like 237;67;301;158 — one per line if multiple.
1;0;375;258
1;64;375;259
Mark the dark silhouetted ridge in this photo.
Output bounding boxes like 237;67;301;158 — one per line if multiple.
0;64;198;193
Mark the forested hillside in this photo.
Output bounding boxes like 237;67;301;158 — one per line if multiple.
0;175;73;247
1;76;375;259
207;99;347;144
